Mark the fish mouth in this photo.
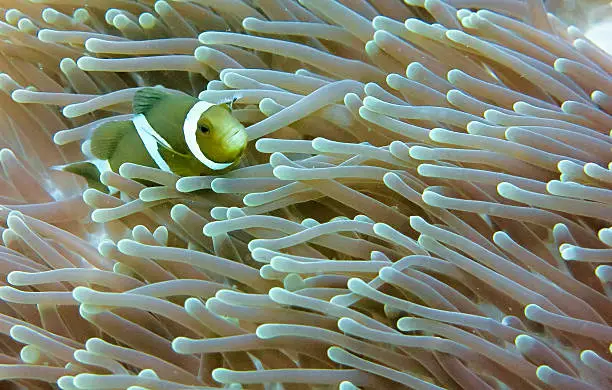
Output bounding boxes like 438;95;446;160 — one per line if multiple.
225;128;247;151
206;128;246;164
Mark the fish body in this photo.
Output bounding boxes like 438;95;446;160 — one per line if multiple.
64;87;247;189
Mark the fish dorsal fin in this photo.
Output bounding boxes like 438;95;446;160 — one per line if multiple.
133;87;169;114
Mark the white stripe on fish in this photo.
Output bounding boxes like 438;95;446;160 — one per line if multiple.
183;101;234;171
132;113;172;173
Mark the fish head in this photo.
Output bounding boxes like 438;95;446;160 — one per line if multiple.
194;104;247;164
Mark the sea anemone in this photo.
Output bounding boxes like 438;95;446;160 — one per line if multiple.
0;0;611;389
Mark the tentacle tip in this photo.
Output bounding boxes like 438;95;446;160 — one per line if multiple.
535;365;554;382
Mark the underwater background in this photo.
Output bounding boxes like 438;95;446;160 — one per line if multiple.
0;0;611;389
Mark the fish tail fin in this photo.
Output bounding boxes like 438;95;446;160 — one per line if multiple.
90;120;132;160
56;161;109;193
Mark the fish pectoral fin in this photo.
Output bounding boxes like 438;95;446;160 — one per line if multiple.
61;162;109;193
157;147;203;177
133;87;170;114
90;121;132;160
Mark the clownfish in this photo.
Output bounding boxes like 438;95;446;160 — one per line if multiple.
63;87;248;191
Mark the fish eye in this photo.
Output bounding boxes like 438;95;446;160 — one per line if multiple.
199;124;210;134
